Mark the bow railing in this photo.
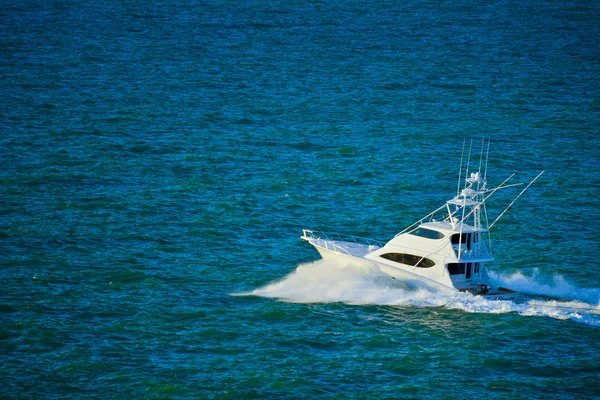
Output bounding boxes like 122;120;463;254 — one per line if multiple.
301;229;383;255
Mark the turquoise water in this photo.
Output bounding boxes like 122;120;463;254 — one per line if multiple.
2;0;600;398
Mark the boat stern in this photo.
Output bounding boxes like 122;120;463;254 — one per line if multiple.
457;283;518;299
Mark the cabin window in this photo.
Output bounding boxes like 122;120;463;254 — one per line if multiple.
447;262;480;276
447;263;465;275
380;253;435;268
410;227;445;240
451;233;472;250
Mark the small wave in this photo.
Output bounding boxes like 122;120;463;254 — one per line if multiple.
489;269;600;304
241;260;600;326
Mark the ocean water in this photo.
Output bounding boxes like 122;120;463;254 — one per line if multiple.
2;0;600;398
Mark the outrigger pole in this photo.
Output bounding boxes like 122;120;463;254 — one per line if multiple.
457;138;466;197
464;140;473;191
489;170;545;229
477;138;486;192
483;138;490;182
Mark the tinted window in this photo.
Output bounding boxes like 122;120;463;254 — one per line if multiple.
451;233;472;250
381;253;435;268
447;262;479;276
410;227;445;240
447;263;464;275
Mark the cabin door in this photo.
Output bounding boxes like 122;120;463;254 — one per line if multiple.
465;263;472;279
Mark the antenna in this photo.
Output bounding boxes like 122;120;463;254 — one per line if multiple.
478;137;485;174
477;138;485;191
457;138;466;196
483;138;490;182
464;140;473;190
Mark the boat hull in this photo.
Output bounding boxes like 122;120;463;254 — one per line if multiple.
312;245;375;268
309;242;459;295
375;262;459;295
308;241;517;298
466;287;518;300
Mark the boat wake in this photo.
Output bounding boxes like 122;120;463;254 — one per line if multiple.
245;260;600;327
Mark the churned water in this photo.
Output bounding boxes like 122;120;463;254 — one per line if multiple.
2;0;600;398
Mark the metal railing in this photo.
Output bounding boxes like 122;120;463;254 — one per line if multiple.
301;229;384;255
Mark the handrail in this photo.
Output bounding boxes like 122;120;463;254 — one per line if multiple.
301;229;384;252
394;203;448;237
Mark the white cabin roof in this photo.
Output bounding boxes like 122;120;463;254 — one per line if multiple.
419;221;485;234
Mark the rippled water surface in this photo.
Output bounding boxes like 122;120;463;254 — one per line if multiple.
2;0;600;398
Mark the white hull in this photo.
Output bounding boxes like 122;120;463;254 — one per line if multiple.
310;241;459;295
312;242;517;298
374;262;459;295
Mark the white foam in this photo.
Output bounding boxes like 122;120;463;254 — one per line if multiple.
247;260;441;306
489;269;600;304
243;261;600;326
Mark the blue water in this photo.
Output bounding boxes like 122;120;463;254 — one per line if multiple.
2;0;600;398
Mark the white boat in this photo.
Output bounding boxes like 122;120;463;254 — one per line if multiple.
301;140;544;298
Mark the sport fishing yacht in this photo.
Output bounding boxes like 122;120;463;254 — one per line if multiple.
301;141;543;298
